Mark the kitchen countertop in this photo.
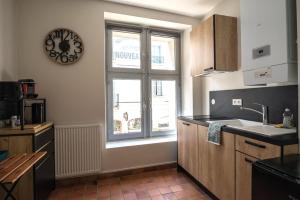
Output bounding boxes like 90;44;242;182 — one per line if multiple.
178;116;298;146
0;122;54;136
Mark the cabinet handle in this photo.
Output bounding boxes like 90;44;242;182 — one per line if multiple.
182;122;190;126
203;67;214;72
245;157;255;164
244;140;266;149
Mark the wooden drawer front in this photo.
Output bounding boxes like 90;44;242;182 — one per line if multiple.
236;135;280;159
34;127;54;151
236;151;258;200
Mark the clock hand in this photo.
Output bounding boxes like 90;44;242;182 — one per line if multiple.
61;29;64;42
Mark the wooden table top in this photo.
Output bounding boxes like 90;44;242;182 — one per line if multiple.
0;152;46;184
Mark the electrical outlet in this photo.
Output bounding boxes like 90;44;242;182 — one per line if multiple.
232;99;243;106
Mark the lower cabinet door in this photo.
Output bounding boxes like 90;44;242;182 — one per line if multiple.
207;132;235;200
198;125;209;187
177;120;198;178
34;153;55;200
177;120;185;169
236;151;258;200
198;126;235;200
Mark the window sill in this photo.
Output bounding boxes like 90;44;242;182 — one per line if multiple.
105;135;177;149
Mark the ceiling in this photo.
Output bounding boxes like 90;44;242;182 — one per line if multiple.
104;0;223;17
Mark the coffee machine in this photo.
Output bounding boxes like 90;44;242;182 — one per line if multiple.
0;81;46;129
0;82;21;127
0;82;21;120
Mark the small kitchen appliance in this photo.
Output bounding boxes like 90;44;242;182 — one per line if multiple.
31;103;45;124
0;81;21;121
18;79;38;98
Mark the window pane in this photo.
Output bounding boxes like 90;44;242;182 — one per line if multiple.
113;79;141;134
151;36;176;70
151;80;176;133
112;31;140;69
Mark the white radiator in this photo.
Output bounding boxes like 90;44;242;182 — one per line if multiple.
54;123;102;179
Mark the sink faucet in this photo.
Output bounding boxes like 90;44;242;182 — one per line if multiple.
240;103;269;125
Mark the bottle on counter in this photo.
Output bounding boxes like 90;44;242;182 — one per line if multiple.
11;115;17;128
283;108;293;128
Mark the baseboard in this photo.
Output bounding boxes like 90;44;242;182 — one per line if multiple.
100;161;177;174
55;171;100;180
56;174;100;187
99;162;177;179
56;162;177;187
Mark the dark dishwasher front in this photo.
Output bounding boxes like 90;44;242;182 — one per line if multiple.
252;157;300;200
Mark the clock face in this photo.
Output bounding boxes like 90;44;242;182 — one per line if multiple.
44;28;84;65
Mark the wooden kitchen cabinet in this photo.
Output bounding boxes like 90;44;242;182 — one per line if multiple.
177;120;198;178
235;135;298;200
191;16;214;76
236;135;282;159
191;14;238;76
0;123;55;200
178;120;298;200
198;125;235;200
236;151;258;200
236;135;298;160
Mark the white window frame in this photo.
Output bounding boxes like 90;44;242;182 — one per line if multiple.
106;21;181;141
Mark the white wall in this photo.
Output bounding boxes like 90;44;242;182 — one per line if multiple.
18;0;106;125
0;0;18;81
102;142;177;173
17;0;198;172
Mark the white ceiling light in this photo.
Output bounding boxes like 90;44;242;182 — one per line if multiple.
104;0;223;17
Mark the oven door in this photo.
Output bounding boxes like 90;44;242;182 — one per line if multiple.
252;163;300;200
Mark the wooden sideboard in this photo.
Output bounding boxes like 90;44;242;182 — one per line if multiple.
0;122;55;200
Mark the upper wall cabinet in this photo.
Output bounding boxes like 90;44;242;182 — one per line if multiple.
191;14;238;77
241;0;297;85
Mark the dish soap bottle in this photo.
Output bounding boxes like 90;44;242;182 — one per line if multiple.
283;108;293;128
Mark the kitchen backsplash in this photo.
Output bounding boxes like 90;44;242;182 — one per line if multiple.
210;85;298;126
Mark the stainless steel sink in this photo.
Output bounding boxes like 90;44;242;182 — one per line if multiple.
206;119;296;136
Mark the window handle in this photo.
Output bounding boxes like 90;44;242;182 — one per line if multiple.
148;97;152;110
143;103;147;110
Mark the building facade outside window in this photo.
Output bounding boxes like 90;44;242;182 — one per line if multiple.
106;22;181;141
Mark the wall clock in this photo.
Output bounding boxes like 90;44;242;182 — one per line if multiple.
44;28;84;65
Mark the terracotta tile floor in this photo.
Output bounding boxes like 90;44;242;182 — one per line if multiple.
48;168;212;200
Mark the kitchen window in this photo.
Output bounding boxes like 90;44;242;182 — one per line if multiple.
106;22;181;141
